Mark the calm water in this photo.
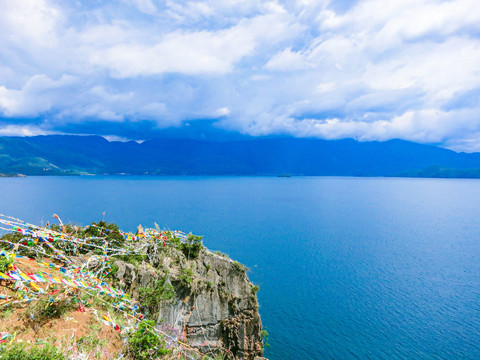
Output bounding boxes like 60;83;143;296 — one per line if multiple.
1;176;480;359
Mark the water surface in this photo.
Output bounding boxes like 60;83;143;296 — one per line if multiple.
1;176;480;359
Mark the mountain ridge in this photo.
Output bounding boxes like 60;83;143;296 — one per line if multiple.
1;135;480;178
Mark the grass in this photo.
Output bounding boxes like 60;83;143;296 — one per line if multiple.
126;320;171;360
0;308;13;320
23;297;76;325
0;342;65;360
76;332;109;357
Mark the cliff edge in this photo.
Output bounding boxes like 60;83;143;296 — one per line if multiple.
0;216;267;360
111;245;264;359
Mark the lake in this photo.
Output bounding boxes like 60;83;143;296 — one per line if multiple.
1;176;480;359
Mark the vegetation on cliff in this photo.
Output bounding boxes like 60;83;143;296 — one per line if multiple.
0;214;265;360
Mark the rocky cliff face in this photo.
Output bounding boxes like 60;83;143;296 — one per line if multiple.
111;244;265;360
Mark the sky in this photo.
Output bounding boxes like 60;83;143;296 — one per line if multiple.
1;0;480;151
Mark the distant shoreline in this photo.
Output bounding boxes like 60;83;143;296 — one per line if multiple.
0;173;25;178
3;135;480;180
3;173;480;180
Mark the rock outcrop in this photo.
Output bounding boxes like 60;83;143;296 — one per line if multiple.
111;244;265;360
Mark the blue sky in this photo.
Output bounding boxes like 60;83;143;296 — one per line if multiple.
1;0;480;151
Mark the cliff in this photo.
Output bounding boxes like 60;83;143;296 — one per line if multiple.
0;216;267;360
111;246;264;359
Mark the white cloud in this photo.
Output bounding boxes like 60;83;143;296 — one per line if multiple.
265;48;307;70
0;0;480;151
0;0;61;48
214;107;231;116
124;0;158;14
89;12;300;77
0;124;57;137
0;74;79;117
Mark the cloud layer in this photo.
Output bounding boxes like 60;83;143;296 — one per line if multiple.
1;0;480;151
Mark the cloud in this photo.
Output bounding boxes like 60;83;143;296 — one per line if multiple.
0;0;479;151
0;123;57;137
0;74;79;117
88;12;300;77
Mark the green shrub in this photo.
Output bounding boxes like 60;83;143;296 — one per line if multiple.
213;251;229;259
24;297;75;324
168;234;182;247
139;277;175;315
232;261;248;273
178;266;194;286
106;261;119;279
260;329;270;348
114;254;147;268
0;254;14;272
82;221;126;251
127;320;170;360
0;232;24;251
180;234;204;259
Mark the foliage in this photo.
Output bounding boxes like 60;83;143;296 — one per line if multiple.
127;320;170;360
232;261;248;273
213;251;229;258
206;281;214;290
179;234;204;259
179;266;194;286
168;234;182;247
84;221;126;251
107;261;119;279
139;277;175;315
113;254;147;268
24;297;75;324
0;342;64;360
0;308;13;320
0;254;14;272
250;284;260;295
76;332;108;357
260;329;270;348
0;232;24;251
50;221;126;255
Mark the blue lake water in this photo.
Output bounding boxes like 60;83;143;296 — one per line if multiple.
1;176;480;359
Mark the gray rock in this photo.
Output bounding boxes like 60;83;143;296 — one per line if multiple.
112;247;265;360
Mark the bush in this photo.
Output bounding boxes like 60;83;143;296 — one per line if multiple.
180;234;204;259
0;232;24;251
178;266;194;286
260;329;270;348
24;297;75;324
232;261;248;273
114;254;146;268
127;320;170;360
82;221;125;252
139;277;175;315
0;254;14;272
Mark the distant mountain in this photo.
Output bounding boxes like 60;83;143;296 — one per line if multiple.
1;135;480;178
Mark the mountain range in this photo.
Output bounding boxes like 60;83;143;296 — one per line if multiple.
1;135;480;178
